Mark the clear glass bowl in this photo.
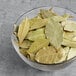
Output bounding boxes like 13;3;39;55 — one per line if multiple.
11;6;76;71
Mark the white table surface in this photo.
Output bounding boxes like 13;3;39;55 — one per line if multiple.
0;0;76;76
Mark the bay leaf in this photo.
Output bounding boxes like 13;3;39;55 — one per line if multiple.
35;46;62;64
67;48;76;60
40;9;57;18
18;18;30;44
45;18;63;49
20;48;28;56
27;39;49;61
19;40;32;49
26;28;45;41
29;18;47;30
64;20;76;32
55;47;69;63
62;38;76;48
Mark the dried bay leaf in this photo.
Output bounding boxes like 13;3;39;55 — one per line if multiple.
19;40;32;49
35;46;62;64
18;18;30;44
63;31;76;41
27;39;49;61
40;9;57;18
29;18;47;30
45;18;63;49
67;48;76;60
62;38;76;48
52;16;66;22
13;24;19;36
26;28;45;41
55;47;70;63
20;48;28;56
64;20;76;31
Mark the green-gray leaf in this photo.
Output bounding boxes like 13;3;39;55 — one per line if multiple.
26;28;45;41
45;18;63;49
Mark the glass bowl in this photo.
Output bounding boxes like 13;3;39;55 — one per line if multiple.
11;6;76;71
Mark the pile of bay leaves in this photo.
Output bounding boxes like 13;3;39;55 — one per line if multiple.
14;8;76;64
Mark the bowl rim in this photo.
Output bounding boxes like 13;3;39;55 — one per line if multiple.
14;5;76;24
11;6;76;71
